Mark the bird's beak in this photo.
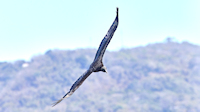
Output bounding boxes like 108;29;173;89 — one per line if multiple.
105;69;108;73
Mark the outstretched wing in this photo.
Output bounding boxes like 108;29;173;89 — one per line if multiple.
52;70;92;107
94;8;119;62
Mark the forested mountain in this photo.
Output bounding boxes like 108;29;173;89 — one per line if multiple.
1;40;200;112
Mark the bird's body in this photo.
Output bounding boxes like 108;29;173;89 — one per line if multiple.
52;8;119;107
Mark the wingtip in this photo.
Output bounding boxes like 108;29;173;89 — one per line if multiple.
116;7;118;16
52;98;64;107
52;91;72;107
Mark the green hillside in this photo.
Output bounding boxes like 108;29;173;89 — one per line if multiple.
1;41;200;112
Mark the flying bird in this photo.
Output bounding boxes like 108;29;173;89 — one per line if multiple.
52;7;119;107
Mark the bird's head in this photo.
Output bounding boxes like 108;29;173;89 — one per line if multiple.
101;66;108;73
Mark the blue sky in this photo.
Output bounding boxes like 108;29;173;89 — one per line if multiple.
0;0;200;62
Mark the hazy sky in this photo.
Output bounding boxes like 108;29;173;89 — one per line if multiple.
0;0;200;62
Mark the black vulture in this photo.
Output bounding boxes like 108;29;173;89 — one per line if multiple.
52;7;119;107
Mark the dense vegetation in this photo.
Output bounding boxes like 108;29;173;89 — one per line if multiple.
1;40;200;112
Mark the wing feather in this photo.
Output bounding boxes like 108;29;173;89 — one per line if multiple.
52;70;92;107
94;8;119;61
